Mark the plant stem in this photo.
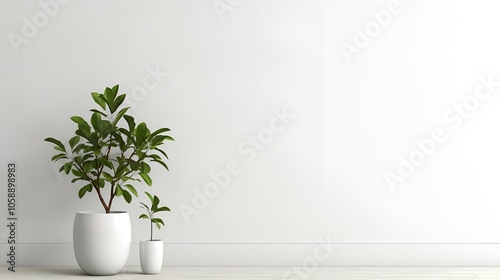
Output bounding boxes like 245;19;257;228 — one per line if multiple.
107;189;114;213
150;220;153;241
95;185;110;213
105;135;115;212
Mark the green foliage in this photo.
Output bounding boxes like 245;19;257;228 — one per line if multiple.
139;191;170;240
44;85;174;213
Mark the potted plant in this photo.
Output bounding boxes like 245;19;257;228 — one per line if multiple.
44;85;173;275
139;191;170;274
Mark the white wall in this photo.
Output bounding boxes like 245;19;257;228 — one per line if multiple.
1;0;500;267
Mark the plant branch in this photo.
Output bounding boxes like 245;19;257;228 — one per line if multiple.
71;159;109;212
94;181;109;213
100;134;115;213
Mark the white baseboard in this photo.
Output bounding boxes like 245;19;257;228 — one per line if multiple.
2;243;500;266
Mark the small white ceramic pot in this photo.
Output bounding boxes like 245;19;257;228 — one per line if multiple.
140;239;163;274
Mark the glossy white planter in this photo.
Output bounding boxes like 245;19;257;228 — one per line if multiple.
73;212;131;275
140;239;163;274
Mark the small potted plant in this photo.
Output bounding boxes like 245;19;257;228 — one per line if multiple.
139;191;170;274
44;85;173;275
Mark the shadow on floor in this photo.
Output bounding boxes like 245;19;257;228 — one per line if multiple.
36;267;86;276
35;267;144;277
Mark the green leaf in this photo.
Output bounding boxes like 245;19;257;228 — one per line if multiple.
118;127;133;140
151;135;168;146
104;86;116;103
123;176;139;182
144;191;154;205
100;120;112;133
78;187;86;199
87;132;99;147
112;131;125;148
102;172;114;182
136;150;145;159
112;94;126;113
78;184;92;199
140;202;150;211
123;115;135;132
63;162;73;174
111;84;119;99
141;162;151;174
156;206;171;212
71;168;87;178
140;173;152;186
128;159;140;171
139;214;149;219
136;122;148;146
51;153;68;162
115;164;129;177
153;147;169;159
148;154;161;160
112;106;129;126
102;88;113;111
75;125;91;138
152;159;169;171
115;185;123;196
73;143;86;154
71;177;85;183
91;92;107;110
82;161;93;173
70;116;90;128
90;109;107;117
123;184;138;197
99;158;113;170
81;153;94;162
68;136;80;150
90;112;102;131
149;128;171;140
122;189;132;203
153;195;160;211
45;137;66;152
151;218;164;226
54;146;65;152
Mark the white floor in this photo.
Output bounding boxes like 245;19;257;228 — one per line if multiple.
2;267;500;279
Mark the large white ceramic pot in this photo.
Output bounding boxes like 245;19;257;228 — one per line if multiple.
140;239;163;274
73;211;131;275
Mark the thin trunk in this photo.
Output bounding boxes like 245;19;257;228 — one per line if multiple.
102;134;114;214
107;198;113;213
94;183;109;213
107;182;115;213
150;221;153;241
